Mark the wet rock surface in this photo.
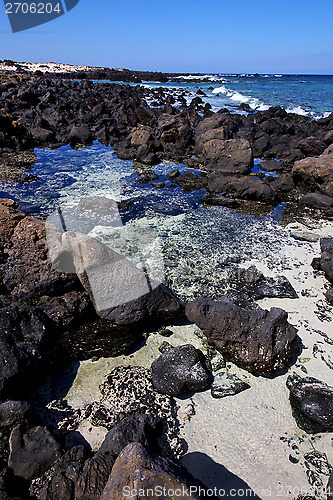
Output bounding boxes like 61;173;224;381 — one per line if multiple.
151;344;213;396
185;297;300;377
287;373;333;433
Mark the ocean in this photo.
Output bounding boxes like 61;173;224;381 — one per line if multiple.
139;73;333;119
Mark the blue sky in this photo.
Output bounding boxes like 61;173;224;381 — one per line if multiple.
1;0;333;74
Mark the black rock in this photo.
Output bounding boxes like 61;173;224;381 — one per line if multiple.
8;424;61;480
186;297;300;377
325;287;333;305
286;373;333;433
211;372;250;398
0;401;29;428
151;344;212;396
227;266;298;303
100;442;209;500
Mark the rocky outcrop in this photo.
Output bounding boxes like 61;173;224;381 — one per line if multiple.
57;230;182;327
185;297;300;377
100;442;206;500
151;344;212;396
0;199;181;398
207;173;276;204
287;373;333;433
292;146;333;210
8;424;61;480
225;266;298;304
200;138;253;174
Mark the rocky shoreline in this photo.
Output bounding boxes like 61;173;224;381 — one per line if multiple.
1;68;333;217
0;64;333;499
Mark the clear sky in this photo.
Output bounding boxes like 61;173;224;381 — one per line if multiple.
1;0;333;74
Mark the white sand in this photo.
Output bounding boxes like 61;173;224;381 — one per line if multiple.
59;214;333;500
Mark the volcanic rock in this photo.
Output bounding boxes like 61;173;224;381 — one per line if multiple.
185;297;300;377
151;344;212;396
287;373;333;433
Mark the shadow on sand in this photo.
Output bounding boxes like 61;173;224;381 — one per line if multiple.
181;452;263;500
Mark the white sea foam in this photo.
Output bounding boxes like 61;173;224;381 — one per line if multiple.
230;92;249;103
173;74;227;82
212;85;228;94
286;105;309;116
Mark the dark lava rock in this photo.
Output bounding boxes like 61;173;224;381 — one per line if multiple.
286;373;333;433
8;424;60;480
300;192;333;211
211;372;250;398
319;237;333;284
207;173;276;204
0;401;29;428
30;445;86;500
136;172;159;183
292;148;333;198
228;266;298;303
0;296;49;397
297;136;327;157
68;125;92;145
59;318;142;360
325;287;333;305
100;442;205;500
201;138;253;174
185;297;300;377
201;193;241;209
31;415;161;500
151;344;212;396
259;159;286;172
175;170;205;192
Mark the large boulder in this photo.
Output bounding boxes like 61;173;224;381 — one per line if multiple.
0;199;25;251
201;138;253;174
286;373;333;433
151;344;212;396
300;192;333;211
185;297;300;377
2;215;77;298
292;147;333;197
207;173;276;204
8;425;60;480
0;296;49;397
31;415;160;500
297;136;327;157
100;442;205;500
59;231;182;327
0;401;29;428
